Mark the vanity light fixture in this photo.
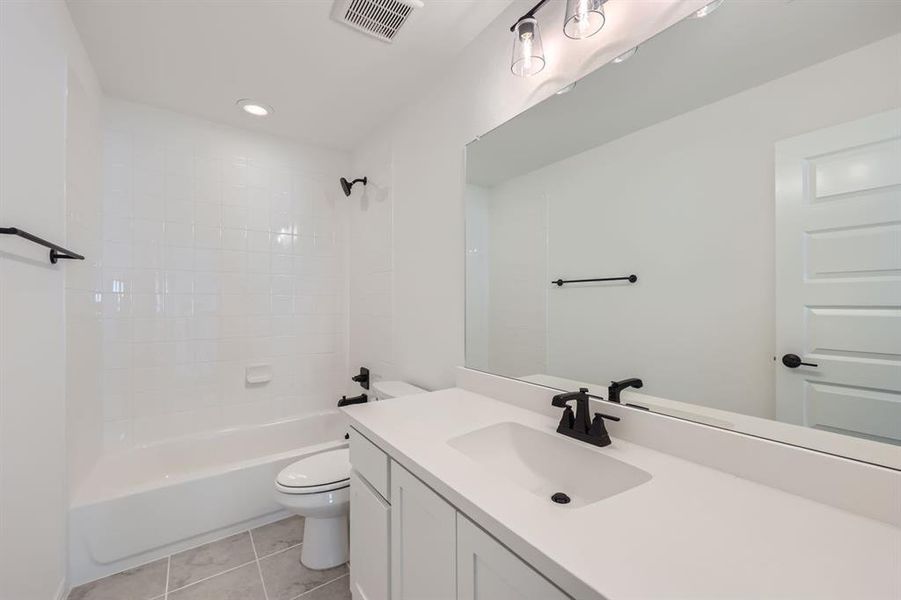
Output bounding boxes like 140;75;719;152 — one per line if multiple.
236;99;273;117
691;0;725;19
509;0;610;77
563;0;607;39
612;46;638;63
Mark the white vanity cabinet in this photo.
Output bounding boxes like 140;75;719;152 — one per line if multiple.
348;427;571;600
457;515;568;600
349;430;391;600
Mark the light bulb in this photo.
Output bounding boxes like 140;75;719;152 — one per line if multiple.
563;0;605;39
511;18;545;77
236;99;273;117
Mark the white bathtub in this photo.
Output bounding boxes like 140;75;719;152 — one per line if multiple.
69;411;348;585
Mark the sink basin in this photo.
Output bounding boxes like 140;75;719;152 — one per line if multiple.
447;422;652;507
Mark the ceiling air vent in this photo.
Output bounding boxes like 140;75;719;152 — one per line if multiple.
331;0;424;43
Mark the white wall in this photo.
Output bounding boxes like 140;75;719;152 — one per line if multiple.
466;181;548;379
347;137;397;390
349;0;707;391
471;34;901;418
65;99;350;473
0;2;101;598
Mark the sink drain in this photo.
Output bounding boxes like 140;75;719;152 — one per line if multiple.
551;492;571;505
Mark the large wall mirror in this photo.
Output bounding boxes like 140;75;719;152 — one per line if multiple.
465;1;901;468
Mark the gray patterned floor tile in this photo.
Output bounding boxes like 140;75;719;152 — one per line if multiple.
258;545;348;600
168;532;256;590
168;562;265;600
252;516;305;558
302;574;351;600
67;558;167;600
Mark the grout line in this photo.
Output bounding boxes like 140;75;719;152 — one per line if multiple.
166;558;258;594
255;540;304;561
249;530;271;600
164;555;171;600
290;573;350;600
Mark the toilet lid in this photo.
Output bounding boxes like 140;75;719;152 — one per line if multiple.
276;448;350;494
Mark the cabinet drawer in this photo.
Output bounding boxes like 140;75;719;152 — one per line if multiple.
350;427;390;500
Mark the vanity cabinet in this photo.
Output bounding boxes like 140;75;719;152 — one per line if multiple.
349;472;389;600
457;515;568;600
390;460;457;600
348;427;572;600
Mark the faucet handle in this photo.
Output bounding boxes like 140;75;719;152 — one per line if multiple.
588;412;619;446
551;387;589;408
594;412;620;422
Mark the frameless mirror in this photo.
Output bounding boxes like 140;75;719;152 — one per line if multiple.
465;0;901;468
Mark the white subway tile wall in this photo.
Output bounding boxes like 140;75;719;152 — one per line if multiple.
66;99;349;456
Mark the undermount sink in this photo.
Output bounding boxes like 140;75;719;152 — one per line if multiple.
448;422;652;508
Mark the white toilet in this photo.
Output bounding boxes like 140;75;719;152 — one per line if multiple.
274;380;426;569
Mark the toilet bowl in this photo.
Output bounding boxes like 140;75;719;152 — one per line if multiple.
273;380;427;570
274;448;350;570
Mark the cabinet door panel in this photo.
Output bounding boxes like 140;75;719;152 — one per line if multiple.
457;515;570;600
350;472;389;600
390;461;456;600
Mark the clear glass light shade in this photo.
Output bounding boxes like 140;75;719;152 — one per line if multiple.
563;0;605;39
511;18;545;77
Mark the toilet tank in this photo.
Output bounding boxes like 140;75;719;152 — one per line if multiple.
370;380;426;401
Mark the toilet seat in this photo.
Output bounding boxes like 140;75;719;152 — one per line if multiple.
276;448;350;495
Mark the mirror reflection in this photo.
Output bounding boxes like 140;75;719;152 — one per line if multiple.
465;1;901;466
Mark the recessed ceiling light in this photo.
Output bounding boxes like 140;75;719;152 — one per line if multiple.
236;99;273;117
691;0;725;19
613;46;638;64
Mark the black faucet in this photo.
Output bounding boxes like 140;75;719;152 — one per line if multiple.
551;388;620;447
351;366;370;390
337;393;368;407
608;378;643;403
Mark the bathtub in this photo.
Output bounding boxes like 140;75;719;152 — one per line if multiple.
69;410;348;585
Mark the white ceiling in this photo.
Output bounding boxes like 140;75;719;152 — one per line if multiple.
467;0;901;186
67;0;511;151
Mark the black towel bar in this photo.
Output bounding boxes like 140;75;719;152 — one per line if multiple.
0;227;85;264
552;274;637;287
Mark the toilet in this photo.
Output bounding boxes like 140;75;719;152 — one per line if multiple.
274;380;426;569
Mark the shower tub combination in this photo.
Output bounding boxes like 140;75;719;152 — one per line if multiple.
69;411;347;586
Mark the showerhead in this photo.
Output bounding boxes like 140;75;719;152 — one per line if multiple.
340;176;367;197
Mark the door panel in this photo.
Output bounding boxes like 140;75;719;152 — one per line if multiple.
813;138;901;198
775;109;901;441
456;515;569;600
350;472;389;600
806;382;901;442
390;462;456;600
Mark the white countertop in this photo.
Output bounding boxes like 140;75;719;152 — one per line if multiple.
342;388;901;600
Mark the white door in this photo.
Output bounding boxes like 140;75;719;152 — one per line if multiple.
775;109;901;443
350;472;390;600
390;462;456;600
456;515;570;600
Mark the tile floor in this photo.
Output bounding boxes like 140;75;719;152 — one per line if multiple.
67;516;350;600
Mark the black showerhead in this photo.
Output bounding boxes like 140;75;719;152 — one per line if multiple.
340;176;367;197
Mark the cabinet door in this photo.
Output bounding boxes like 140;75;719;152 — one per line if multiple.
457;515;570;600
350;472;390;600
390;461;456;600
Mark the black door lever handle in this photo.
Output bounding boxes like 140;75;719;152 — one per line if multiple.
782;353;818;369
